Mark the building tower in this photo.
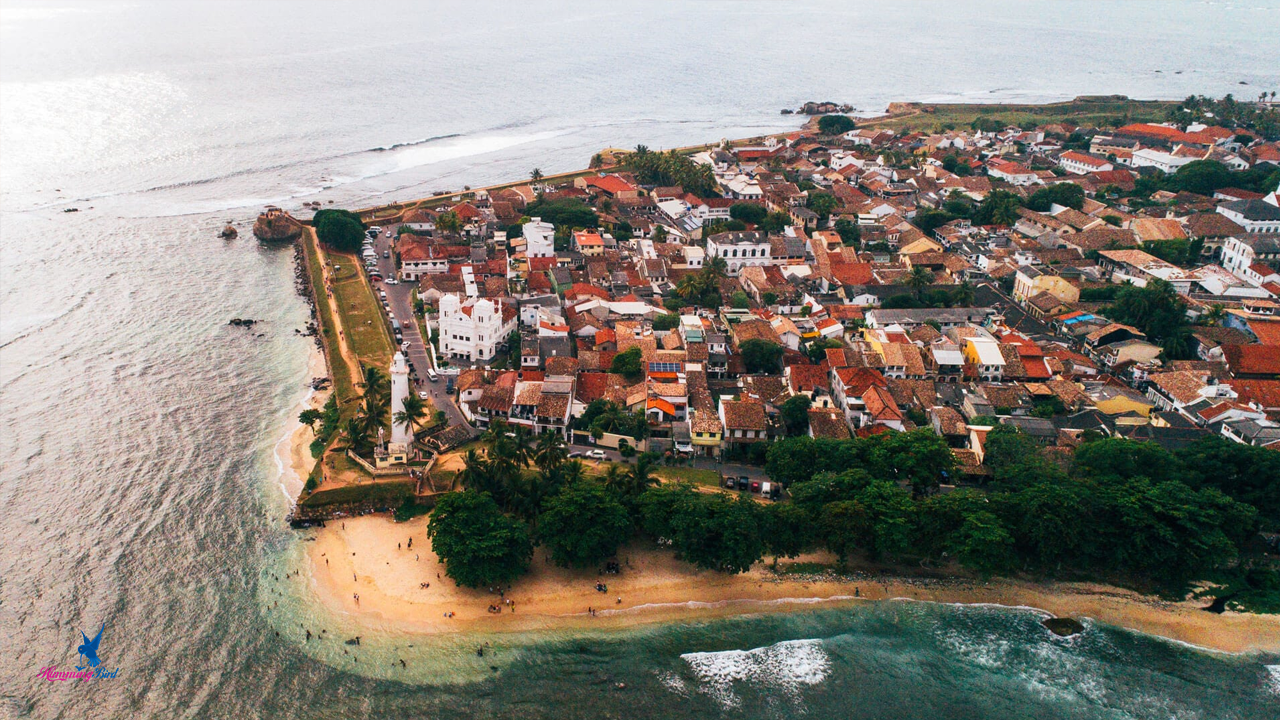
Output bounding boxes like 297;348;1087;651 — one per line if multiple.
390;351;411;446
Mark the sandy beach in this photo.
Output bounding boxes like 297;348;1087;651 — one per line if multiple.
275;344;329;499
301;513;1280;654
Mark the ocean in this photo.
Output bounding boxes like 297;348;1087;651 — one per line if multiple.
1;1;1278;717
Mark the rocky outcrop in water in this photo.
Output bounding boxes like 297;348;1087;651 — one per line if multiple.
221;224;238;239
252;207;303;242
798;101;853;115
1042;617;1085;637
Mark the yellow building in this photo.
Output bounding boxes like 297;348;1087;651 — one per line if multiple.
1013;266;1080;304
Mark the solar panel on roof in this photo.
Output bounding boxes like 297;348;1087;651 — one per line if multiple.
648;362;681;374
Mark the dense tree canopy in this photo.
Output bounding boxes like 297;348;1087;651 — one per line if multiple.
1026;183;1085;212
817;115;857;135
523;198;599;229
729;202;767;225
428;490;533;588
739;339;784;374
1103;278;1193;358
538;480;632;568
621;146;718;197
314;209;365;253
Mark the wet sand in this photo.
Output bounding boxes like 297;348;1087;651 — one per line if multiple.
303;514;1280;654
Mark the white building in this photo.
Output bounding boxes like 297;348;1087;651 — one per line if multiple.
438;294;518;363
1217;197;1280;234
1221;234;1280;280
1131;148;1196;174
706;230;771;276
1058;151;1114;175
390;352;412;446
523;217;555;258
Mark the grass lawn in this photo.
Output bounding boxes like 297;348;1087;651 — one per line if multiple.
653;466;724;487
301;229;357;411
326;252;395;370
866;97;1177;134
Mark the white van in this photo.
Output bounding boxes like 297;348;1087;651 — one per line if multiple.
426;368;439;383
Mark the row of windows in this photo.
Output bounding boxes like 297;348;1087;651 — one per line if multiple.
715;246;767;258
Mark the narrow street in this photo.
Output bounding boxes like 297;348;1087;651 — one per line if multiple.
369;229;469;429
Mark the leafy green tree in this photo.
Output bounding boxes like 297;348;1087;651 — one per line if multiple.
523;198;599;229
314;209;365;253
855;479;915;559
914;210;955;235
427;491;532;588
953;510;1015;575
538;480;632;568
299;408;323;431
834;217;861;246
806;337;844;364
730;291;751;309
1026;183;1085;211
652;313;679;331
1103;278;1193;357
640;484;765;573
730;203;767;225
819;500;867;565
761;502;815;562
436;211;462;237
817;115;857;135
807;192;839;222
972;190;1022;226
739;339;784;374
1168;160;1234;196
610;346;644;381
759;211;793;235
762;291;778;306
1178;436;1280;529
779;394;812;436
621;148;718;197
865;429;957;497
906;266;935;299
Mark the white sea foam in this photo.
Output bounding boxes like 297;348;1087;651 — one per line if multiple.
681;638;829;709
1266;665;1280;696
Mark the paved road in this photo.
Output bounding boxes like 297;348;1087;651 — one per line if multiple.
368;228;469;429
565;443;768;482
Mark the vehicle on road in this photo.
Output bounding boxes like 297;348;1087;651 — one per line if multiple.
419;391;430;400
736;477;750;491
383;250;390;258
445;378;455;394
750;480;761;493
723;476;736;489
401;341;410;351
385;278;398;285
426;368;438;382
568;451;583;458
585;449;607;460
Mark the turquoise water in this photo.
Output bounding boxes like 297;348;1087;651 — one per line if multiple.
2;1;1279;717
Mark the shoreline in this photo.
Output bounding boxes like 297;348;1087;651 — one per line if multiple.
274;342;329;502
298;514;1280;655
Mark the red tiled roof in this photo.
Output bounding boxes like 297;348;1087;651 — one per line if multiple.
1224;344;1280;377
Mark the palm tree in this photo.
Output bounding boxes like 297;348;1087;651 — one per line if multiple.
530;168;543;182
509;425;536;468
704;256;728;278
952;281;976;307
359;365;390;404
907;266;935;299
533;430;567;473
357;393;389;442
394;394;428;446
343;416;371;452
1200;303;1227;327
457;448;500;497
561;459;586;486
623;456;658;500
601;463;626;496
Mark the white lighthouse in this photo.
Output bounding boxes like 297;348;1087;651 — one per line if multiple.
390;351;412;447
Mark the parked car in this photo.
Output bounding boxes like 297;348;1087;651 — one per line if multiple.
735;478;750;491
383;250;390;258
385;278;398;285
426;368;438;382
568;451;583;459
418;391;430;400
750;481;761;493
585;449;607;460
401;341;410;351
760;481;773;499
445;378;455;394
723;476;737;490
